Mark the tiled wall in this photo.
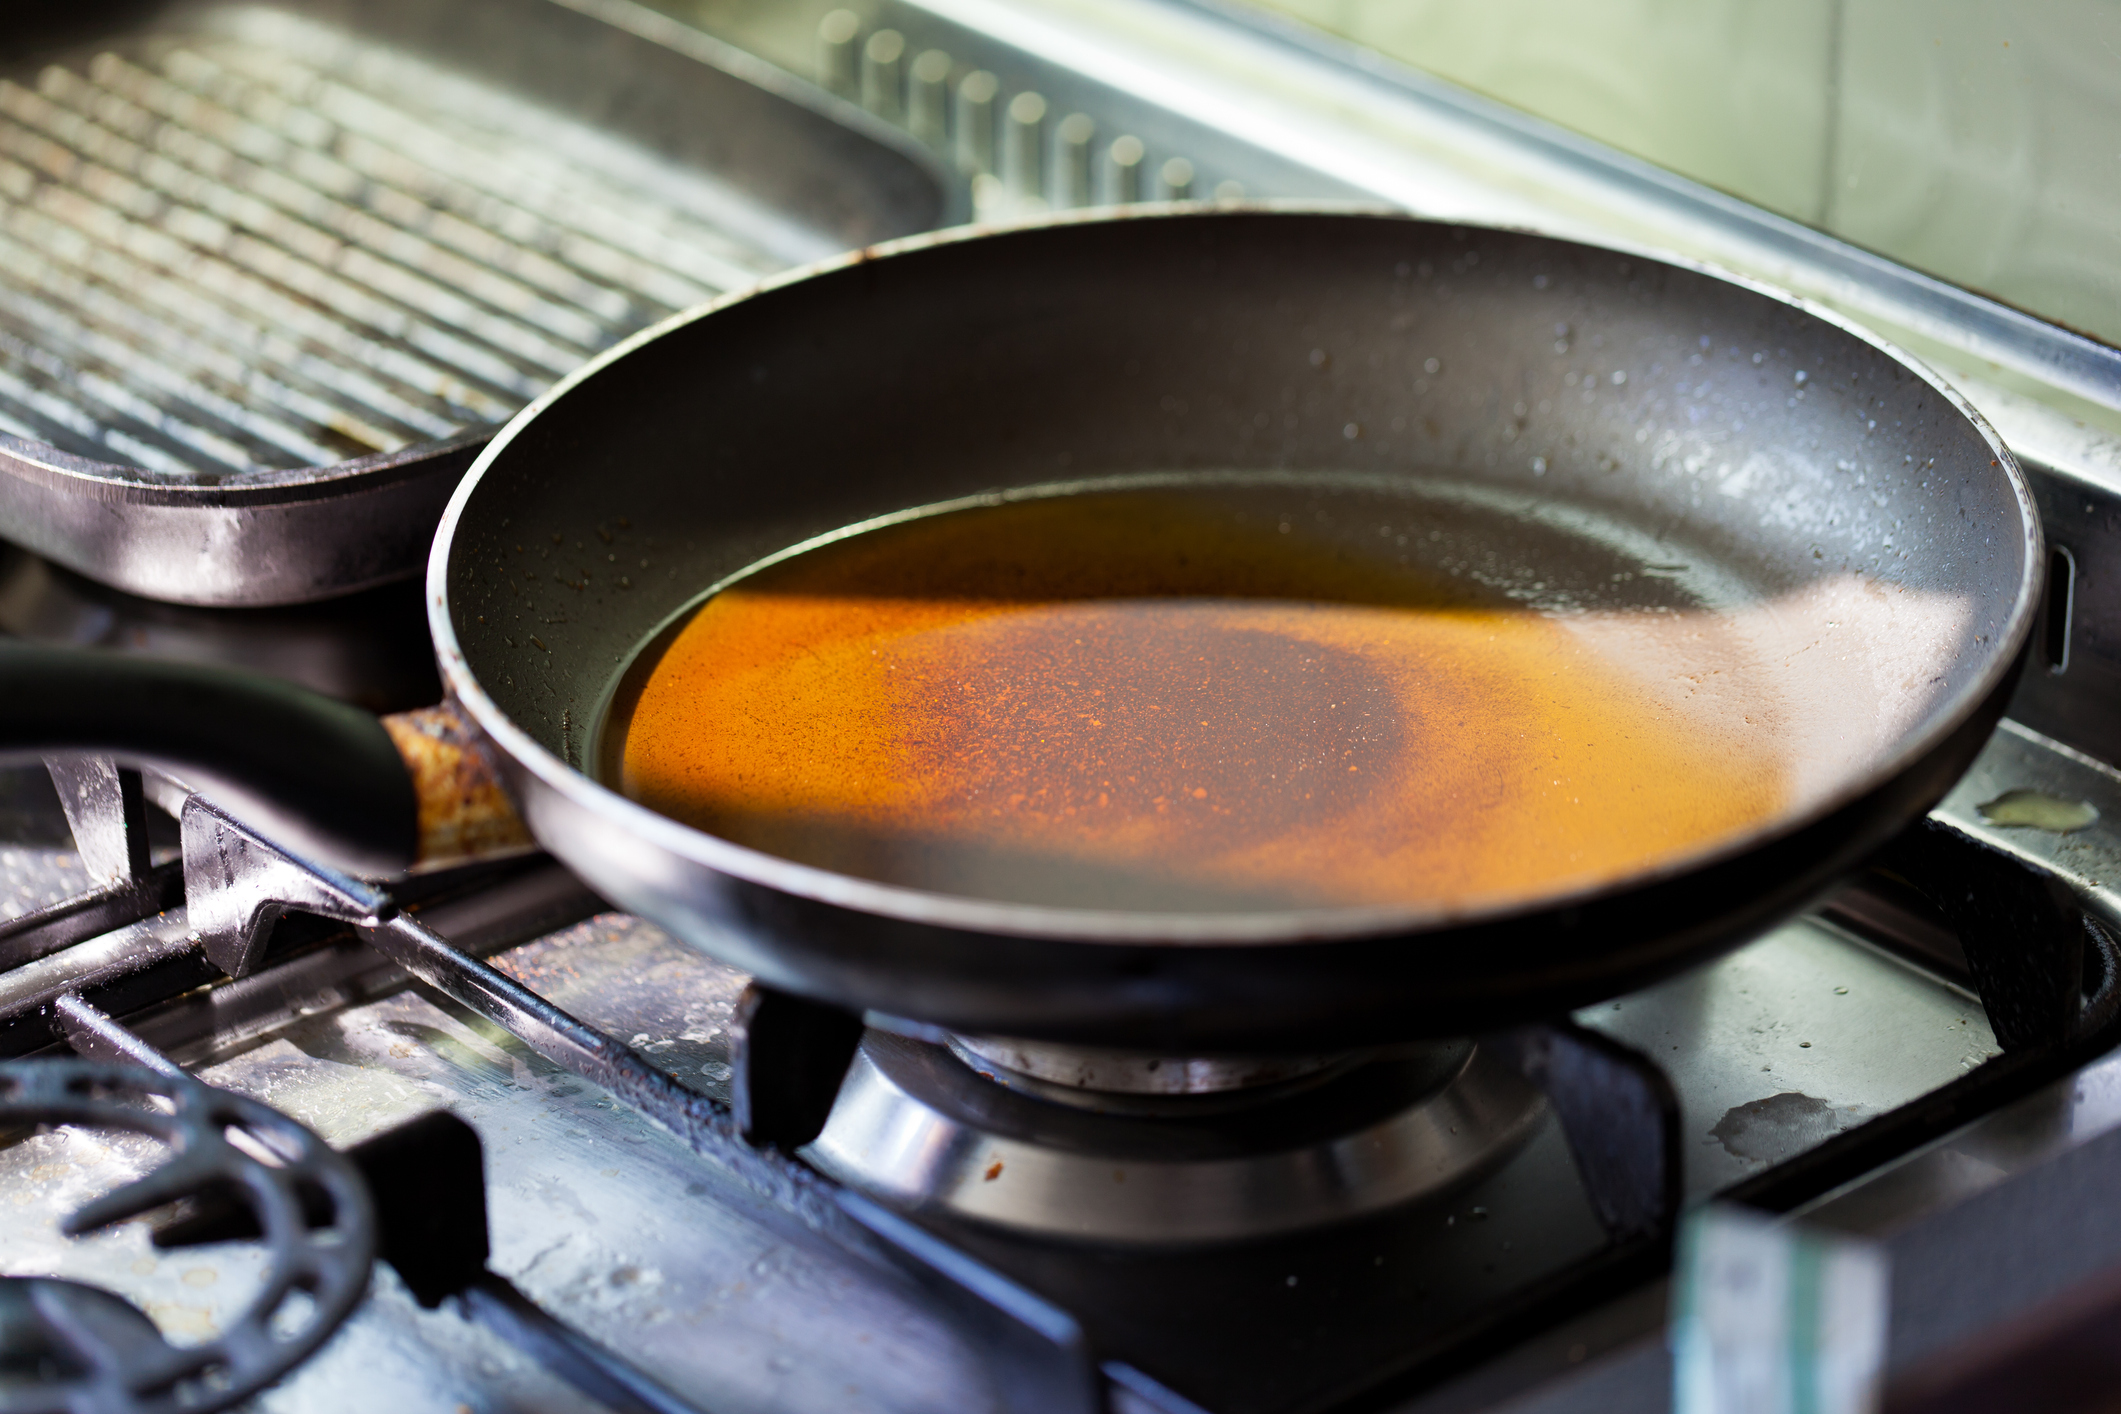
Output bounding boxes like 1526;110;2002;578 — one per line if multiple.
1256;0;2121;347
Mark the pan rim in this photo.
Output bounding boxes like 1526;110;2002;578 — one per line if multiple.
428;201;2043;947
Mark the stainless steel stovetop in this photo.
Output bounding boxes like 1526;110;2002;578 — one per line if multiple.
6;4;2121;1413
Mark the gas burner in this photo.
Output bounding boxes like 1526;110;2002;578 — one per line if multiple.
806;1033;1547;1245
0;1058;374;1414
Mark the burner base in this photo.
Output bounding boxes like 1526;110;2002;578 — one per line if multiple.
804;1033;1547;1245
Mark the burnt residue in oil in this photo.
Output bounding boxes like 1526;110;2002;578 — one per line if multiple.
907;613;1399;846
609;482;1789;912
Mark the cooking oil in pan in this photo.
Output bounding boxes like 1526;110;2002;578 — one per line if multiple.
602;479;1789;913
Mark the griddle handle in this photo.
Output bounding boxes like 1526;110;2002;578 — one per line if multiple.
0;642;420;877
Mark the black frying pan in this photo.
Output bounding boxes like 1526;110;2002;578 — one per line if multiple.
4;209;2042;1051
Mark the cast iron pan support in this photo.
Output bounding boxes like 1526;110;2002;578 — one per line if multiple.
51;990;187;1079
1877;817;2121;1052
1487;1022;1684;1248
181;794;393;977
0;756;183;972
729;983;867;1150
46;756;150;881
833;1193;1109;1414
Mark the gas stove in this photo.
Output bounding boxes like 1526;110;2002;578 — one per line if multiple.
6;3;2121;1413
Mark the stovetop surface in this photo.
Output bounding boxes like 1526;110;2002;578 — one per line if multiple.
0;749;2044;1414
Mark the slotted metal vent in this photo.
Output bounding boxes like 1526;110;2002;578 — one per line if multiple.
0;17;792;480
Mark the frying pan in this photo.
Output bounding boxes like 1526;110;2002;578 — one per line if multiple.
3;209;2042;1052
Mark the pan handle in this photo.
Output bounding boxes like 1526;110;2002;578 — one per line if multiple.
1;644;529;877
380;701;536;870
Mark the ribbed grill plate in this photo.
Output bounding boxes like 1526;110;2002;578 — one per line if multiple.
0;8;833;480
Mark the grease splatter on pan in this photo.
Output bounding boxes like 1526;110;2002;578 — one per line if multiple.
606;480;1790;912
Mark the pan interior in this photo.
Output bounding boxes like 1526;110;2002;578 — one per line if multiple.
595;471;1974;915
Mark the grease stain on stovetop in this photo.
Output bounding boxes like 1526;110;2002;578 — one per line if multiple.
1709;1091;1869;1166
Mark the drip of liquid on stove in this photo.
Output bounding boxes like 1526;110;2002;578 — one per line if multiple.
608;482;1789;912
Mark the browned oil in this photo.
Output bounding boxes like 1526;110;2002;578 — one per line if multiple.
608;483;1788;912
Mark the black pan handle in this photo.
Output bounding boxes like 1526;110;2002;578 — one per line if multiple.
1;642;419;877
